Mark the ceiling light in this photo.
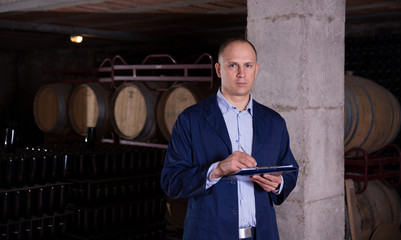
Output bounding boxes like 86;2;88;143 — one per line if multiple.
70;35;83;43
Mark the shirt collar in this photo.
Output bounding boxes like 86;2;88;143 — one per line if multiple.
217;88;253;116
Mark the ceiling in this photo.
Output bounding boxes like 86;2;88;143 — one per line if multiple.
0;0;400;52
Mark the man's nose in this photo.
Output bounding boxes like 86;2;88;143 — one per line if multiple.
236;66;245;78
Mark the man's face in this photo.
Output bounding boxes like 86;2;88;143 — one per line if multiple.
215;41;259;100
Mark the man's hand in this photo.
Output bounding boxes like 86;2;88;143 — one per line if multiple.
211;151;257;178
250;173;282;192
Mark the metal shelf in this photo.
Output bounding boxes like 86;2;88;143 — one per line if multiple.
96;53;214;89
42;53;214;89
344;144;401;194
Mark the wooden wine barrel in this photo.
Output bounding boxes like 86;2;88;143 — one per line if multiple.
68;82;110;137
110;82;157;140
352;180;401;240
33;83;72;134
370;222;401;240
157;83;202;141
344;74;401;154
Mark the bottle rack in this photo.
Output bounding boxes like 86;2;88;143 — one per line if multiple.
0;142;167;240
60;143;167;240
0;213;71;240
0;147;73;240
344;144;401;194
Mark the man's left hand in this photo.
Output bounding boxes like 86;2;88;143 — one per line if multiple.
250;174;282;192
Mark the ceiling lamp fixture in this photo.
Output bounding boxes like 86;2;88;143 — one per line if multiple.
70;35;83;43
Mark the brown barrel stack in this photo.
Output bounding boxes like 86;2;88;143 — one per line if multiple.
110;82;158;140
68;82;110;137
157;83;203;141
352;180;401;240
33;83;72;134
344;73;401;154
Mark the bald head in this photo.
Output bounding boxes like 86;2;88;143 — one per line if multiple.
217;38;258;63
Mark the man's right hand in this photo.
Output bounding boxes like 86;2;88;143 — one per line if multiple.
211;151;257;178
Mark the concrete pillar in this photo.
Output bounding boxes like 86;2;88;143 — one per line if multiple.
247;0;345;239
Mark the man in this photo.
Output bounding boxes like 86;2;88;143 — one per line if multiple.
161;38;299;240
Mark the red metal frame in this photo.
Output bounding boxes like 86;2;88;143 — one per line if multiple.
42;53;215;90
96;53;214;90
344;144;401;194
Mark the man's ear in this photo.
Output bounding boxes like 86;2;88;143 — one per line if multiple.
255;63;260;76
215;62;221;78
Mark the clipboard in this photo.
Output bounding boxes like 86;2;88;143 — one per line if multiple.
228;165;297;176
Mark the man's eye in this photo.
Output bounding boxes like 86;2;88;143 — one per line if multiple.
229;64;236;68
246;64;252;68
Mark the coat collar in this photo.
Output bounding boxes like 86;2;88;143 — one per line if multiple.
203;94;232;153
251;101;264;156
202;94;265;155
204;94;266;155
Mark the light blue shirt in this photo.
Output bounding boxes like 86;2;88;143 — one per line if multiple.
206;89;283;229
206;89;255;228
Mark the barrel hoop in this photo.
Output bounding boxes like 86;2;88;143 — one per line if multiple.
53;86;68;131
94;85;108;131
382;92;396;148
389;95;401;144
344;85;353;143
377;183;395;222
396;103;401;141
137;83;156;140
361;191;376;232
355;79;374;148
344;84;360;147
396;100;401;140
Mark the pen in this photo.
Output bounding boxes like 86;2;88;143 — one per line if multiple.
238;142;257;169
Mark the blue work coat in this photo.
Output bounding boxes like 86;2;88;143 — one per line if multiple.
161;94;299;240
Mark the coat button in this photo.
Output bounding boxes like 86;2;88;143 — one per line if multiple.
232;210;237;215
231;181;235;185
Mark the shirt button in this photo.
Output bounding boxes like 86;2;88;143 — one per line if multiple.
243;218;247;222
242;196;245;200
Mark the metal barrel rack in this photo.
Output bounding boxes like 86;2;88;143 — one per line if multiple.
95;53;214;148
95;53;214;90
344;144;401;194
41;53;214;88
39;53;215;149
